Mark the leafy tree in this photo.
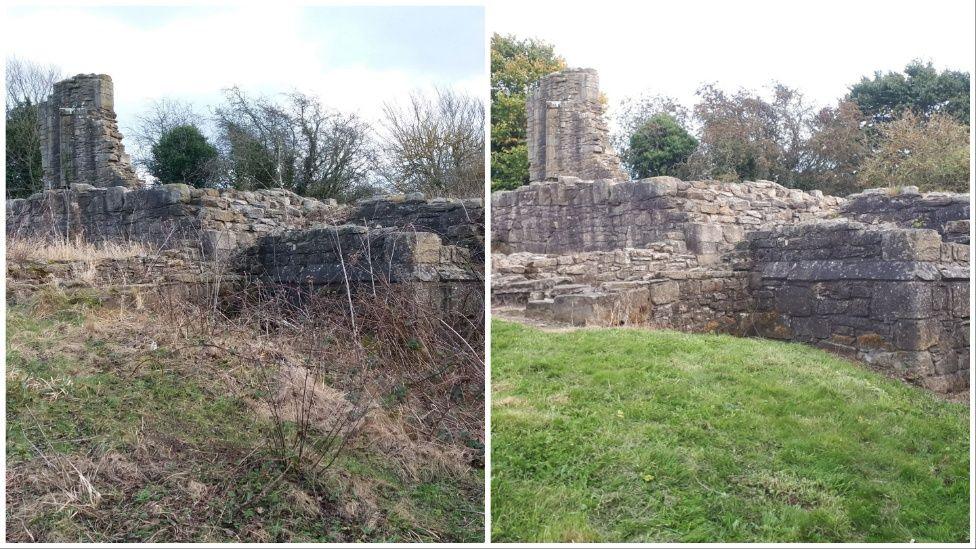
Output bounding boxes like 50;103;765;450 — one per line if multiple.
858;111;969;192
798;100;871;195
490;34;565;191
622;113;698;178
688;83;812;185
5;57;61;198
149;124;219;187
849;60;970;126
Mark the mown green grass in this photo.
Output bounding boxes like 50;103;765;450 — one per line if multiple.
490;319;970;543
6;289;483;543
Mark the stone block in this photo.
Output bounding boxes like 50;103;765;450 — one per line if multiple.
773;285;812;316
882;229;942;261
649;280;679;305
892;319;943;350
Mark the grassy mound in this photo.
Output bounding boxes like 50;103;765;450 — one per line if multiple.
491;320;969;543
6;288;483;542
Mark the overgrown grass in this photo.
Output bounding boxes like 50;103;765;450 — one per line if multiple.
6;288;483;542
491;319;970;543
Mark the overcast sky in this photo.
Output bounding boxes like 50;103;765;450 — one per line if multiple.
5;3;485;153
491;0;975;130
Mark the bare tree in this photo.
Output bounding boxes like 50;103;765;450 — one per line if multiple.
127;98;204;173
379;88;485;198
286;92;376;199
5;56;61;110
214;88;376;200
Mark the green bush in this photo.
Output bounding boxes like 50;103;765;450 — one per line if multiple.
150;124;219;187
622;114;698;179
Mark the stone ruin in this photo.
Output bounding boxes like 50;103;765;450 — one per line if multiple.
8;74;484;319
37;74;141;190
492;68;971;397
527;68;628;182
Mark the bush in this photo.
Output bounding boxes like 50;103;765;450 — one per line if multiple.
622;114;698;179
858;112;970;192
491;145;529;191
150;124;219;187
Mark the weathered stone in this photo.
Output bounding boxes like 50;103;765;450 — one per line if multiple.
37;74;141;189
526;68;627;182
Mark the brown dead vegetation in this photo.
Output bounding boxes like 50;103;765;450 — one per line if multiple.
5;235;485;542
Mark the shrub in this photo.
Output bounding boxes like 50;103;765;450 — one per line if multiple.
858;111;970;192
150;124;219;187
622;113;698;179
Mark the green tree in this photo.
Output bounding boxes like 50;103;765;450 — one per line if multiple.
490;34;565;191
5;57;61;198
849;60;970;126
5;103;43;198
150;124;219;187
858;111;969;193
623;113;698;178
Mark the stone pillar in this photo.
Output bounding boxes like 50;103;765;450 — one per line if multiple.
526;68;628;182
37;74;140;190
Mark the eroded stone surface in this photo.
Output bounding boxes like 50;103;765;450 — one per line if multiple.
527;68;628;182
37;74;140;189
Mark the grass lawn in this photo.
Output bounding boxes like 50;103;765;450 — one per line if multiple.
6;289;483;543
490;319;970;543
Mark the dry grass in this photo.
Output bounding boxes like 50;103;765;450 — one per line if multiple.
6;233;485;542
6;236;147;263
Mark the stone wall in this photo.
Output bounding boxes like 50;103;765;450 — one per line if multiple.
526;68;628;182
492;176;841;257
746;220;969;393
350;195;485;257
5;184;338;258
842;187;970;243
242;225;477;285
37;74;140;190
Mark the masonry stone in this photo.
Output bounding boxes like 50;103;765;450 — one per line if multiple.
527;69;628;182
37;74;141;190
493;67;970;397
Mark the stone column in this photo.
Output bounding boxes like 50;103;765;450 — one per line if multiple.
526;68;628;182
37;74;140;190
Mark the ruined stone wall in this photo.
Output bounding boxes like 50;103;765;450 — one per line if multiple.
5;184;338;257
842;188;970;243
492;176;841;257
37;74;140;189
747;220;969;393
242;225;477;285
526;69;628;182
350;195;485;257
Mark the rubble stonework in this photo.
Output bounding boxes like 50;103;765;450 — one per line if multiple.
37;74;141;190
493;68;971;396
527;68;628;182
492;176;842;258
